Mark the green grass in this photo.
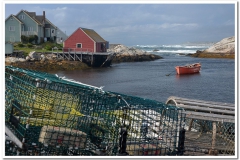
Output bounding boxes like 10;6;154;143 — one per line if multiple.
13;42;63;56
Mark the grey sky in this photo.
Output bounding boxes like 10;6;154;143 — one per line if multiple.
4;2;235;46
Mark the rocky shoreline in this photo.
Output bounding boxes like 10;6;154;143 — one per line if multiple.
5;59;90;72
6;36;234;72
5;44;162;72
109;44;162;63
189;36;235;59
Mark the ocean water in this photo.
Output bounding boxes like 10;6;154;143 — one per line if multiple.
53;43;235;104
134;43;213;55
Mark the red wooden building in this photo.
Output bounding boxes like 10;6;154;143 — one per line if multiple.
63;27;109;53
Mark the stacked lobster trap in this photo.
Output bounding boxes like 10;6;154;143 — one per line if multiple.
5;66;186;156
166;96;235;156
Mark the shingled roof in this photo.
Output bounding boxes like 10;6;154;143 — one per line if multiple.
5;14;23;24
81;28;106;42
23;10;42;25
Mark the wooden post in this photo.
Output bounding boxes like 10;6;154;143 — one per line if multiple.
91;53;93;66
212;122;216;149
74;50;76;61
209;121;218;155
188;119;193;131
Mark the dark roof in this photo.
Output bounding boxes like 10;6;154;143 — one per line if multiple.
81;28;106;42
5;14;23;24
35;15;44;24
24;11;42;25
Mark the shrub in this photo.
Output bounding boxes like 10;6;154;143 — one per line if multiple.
17;43;25;47
28;35;35;44
27;43;33;48
45;44;52;50
34;35;38;44
21;35;28;43
42;41;56;51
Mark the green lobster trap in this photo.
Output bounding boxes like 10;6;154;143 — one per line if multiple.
5;66;186;156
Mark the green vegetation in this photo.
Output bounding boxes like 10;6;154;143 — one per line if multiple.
13;42;63;56
21;35;38;44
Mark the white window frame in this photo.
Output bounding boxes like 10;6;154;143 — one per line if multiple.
76;43;82;48
9;26;15;31
28;27;33;31
20;15;25;20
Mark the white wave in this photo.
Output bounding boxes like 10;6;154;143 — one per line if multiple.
149;50;197;54
135;45;158;48
184;45;211;49
135;44;211;49
162;45;182;48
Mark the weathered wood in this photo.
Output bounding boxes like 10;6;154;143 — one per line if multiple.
178;104;235;115
184;111;234;120
5;126;23;149
167;96;235;108
184;114;235;123
212;122;217;150
185;131;235;154
179;102;234;110
188;119;194;131
166;96;235;123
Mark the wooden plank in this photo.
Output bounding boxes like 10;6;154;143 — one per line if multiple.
167;96;234;107
185;114;235;123
184;112;235;123
169;96;233;105
169;96;235;108
184;111;235;120
176;99;235;109
5;126;23;149
178;104;235;115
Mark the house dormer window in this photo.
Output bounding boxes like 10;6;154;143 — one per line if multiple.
20;15;25;20
76;43;82;48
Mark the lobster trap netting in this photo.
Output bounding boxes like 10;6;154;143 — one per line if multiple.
5;66;186;156
183;119;235;156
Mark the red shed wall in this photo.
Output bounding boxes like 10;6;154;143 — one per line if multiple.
96;42;107;52
96;43;101;52
64;29;95;52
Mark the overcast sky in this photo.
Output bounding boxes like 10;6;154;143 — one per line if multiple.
4;2;235;46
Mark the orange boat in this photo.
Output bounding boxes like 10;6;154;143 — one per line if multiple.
175;63;201;75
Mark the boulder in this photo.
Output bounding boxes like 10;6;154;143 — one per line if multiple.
26;56;31;61
5;57;26;63
28;51;42;60
203;36;235;54
190;36;235;59
108;44;149;56
108;44;162;63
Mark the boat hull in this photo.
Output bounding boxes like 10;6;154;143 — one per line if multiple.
175;63;201;75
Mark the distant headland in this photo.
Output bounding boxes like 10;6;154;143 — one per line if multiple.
189;36;235;59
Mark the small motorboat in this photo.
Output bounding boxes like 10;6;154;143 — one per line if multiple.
175;63;201;75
